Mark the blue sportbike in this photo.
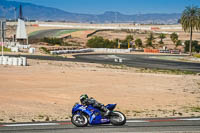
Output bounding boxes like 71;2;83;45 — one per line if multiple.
71;103;126;127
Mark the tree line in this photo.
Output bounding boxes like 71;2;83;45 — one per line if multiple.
86;33;200;52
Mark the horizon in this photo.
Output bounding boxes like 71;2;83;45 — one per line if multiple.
8;0;200;15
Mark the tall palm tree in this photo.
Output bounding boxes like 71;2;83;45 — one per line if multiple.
181;6;200;55
146;33;155;48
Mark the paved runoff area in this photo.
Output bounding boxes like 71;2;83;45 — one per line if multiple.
0;117;200;133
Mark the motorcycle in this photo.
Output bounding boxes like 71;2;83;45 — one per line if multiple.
71;103;126;127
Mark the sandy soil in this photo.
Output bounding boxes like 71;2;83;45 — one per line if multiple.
0;59;200;123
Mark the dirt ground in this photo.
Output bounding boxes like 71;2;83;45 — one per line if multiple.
0;59;200;123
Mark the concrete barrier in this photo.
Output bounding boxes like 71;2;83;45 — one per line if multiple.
2;56;9;65
8;58;13;65
21;57;27;66
18;58;23;66
0;56;3;65
11;47;19;52
29;48;36;54
0;56;27;66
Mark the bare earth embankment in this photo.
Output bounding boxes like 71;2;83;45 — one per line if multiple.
0;60;200;123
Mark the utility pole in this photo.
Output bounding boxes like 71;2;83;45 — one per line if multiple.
1;21;4;57
0;19;6;57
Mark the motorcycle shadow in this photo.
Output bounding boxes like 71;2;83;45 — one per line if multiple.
75;124;128;128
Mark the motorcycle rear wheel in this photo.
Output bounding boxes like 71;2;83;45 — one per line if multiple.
110;111;126;126
71;113;89;127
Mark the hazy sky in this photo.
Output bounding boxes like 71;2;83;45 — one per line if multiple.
11;0;200;14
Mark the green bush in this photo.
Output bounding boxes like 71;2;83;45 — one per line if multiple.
193;54;200;58
184;40;200;52
87;36;117;48
87;35;135;49
0;46;11;52
39;47;50;54
42;37;62;45
135;38;143;48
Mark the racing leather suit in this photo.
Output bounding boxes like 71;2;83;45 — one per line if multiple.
81;97;109;113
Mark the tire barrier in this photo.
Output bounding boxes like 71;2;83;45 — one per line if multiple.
50;49;93;55
144;49;181;54
159;50;171;53
0;56;27;66
143;49;159;53
91;48;131;53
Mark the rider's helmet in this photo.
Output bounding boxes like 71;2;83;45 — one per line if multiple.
80;94;88;103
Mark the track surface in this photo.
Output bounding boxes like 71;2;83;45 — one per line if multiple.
29;29;68;40
75;54;200;72
6;54;200;72
0;118;200;133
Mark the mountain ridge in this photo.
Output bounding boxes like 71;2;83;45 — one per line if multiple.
0;0;181;24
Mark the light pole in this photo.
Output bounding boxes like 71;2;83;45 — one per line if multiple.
1;21;3;57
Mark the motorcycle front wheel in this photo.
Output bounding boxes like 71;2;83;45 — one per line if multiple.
110;111;126;126
71;113;89;127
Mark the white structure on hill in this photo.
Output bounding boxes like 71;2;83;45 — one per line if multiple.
16;5;28;44
16;18;27;40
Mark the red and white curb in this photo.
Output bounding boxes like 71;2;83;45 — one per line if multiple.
0;118;199;127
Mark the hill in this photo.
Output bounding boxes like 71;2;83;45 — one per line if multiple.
0;0;181;24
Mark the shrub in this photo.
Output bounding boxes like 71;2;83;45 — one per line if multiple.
41;37;63;46
184;40;200;52
170;32;179;45
176;40;182;47
193;54;200;58
0;46;11;52
146;33;155;48
87;36;117;48
39;47;50;54
135;38;143;48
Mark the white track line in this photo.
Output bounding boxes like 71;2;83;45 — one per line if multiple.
177;118;200;121
0;118;200;127
2;123;59;127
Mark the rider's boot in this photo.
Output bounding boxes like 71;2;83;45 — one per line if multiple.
101;106;110;116
104;110;111;116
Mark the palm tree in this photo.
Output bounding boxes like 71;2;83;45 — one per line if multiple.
146;33;155;48
158;33;166;44
170;32;179;45
135;38;143;48
181;6;200;55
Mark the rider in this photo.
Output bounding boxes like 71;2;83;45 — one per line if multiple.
80;94;110;116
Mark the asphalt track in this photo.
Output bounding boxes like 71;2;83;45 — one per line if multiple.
0;117;200;133
6;53;200;72
29;29;66;40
